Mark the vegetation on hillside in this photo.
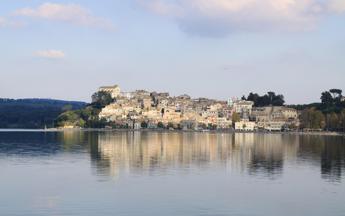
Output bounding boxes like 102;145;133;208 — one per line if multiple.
297;89;345;131
55;91;113;128
0;99;86;129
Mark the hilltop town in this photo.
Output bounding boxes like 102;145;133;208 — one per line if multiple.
84;84;300;131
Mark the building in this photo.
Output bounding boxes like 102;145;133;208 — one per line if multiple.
217;117;232;129
281;107;298;119
235;121;256;131
264;121;285;131
119;92;134;99
233;100;254;120
251;106;298;131
98;85;121;99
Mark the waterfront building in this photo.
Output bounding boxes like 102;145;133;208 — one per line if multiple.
235;121;256;131
263;121;286;131
95;84;298;131
251;106;298;131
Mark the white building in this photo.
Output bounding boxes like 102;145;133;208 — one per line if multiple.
264;121;285;131
235;121;256;131
217;117;232;129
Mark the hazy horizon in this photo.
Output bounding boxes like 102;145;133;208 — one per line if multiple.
1;0;344;104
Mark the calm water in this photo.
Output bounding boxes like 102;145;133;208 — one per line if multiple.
0;131;344;216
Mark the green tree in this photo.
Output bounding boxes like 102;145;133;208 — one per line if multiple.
340;109;345;132
321;91;333;105
326;112;339;131
167;122;174;129
300;108;325;130
141;122;148;128
91;91;113;109
232;112;241;124
244;91;284;107
55;110;82;127
329;89;342;100
208;124;217;130
62;104;73;112
199;123;207;130
157;122;164;128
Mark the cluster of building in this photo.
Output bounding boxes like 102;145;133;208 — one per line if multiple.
96;85;299;131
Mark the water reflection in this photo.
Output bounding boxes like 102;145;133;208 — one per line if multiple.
0;131;344;182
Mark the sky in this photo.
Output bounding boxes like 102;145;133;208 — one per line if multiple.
1;0;344;104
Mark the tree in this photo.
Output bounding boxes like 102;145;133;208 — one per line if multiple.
300;108;325;130
141;122;148;128
329;89;342;100
167;122;174;129
247;93;259;104
244;91;285;107
327;112;339;131
340;109;345;132
267;92;275;102
321;91;333;105
91;91;113;109
272;94;285;106
312;110;325;129
157;122;164;128
55;110;83;127
62;104;73;112
232;112;241;124
208;123;217;130
199;123;207;130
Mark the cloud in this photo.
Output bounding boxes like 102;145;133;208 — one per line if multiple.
328;0;345;13
138;0;183;16
0;16;23;28
34;50;65;59
0;17;7;27
140;0;345;36
14;2;114;30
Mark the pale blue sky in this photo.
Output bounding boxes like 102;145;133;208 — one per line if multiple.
1;0;344;104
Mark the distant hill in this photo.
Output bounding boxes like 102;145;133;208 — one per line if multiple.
0;98;87;129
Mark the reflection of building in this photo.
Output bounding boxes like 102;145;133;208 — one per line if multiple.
298;135;345;182
93;132;301;179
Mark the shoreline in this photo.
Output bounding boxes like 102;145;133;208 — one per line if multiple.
0;128;344;136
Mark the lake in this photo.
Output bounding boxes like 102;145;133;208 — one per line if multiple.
0;131;344;216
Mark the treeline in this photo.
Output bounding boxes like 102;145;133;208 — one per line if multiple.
298;89;345;131
242;91;285;107
0;98;86;129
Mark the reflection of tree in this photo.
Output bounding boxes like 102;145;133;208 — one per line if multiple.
57;130;86;151
0;132;62;156
299;135;345;182
320;137;345;182
246;135;286;177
